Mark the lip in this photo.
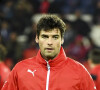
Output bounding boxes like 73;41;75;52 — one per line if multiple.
45;48;54;51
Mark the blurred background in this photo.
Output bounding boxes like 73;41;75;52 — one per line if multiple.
0;0;100;69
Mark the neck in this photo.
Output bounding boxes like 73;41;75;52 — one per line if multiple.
41;55;54;61
90;63;99;69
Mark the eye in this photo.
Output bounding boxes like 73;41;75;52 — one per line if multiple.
53;36;59;39
41;35;48;39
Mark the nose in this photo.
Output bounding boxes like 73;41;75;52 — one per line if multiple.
48;38;53;46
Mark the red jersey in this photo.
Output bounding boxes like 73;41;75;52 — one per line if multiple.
2;47;96;90
91;65;100;90
0;62;10;90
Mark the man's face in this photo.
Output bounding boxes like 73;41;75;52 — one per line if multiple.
36;29;64;60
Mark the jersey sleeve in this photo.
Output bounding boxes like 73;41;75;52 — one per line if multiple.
1;67;19;90
80;64;97;90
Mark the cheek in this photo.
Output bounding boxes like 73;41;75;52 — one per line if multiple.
39;42;43;48
54;41;62;51
56;41;62;47
57;43;61;49
38;40;45;49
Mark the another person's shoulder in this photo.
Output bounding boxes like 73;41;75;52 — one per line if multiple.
0;62;10;72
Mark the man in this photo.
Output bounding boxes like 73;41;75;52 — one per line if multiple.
88;49;100;90
2;14;96;90
0;44;10;90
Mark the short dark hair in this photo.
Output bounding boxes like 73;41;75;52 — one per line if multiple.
36;14;66;38
89;49;100;64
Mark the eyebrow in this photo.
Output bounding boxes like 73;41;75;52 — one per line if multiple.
41;34;60;37
53;35;59;36
41;34;48;36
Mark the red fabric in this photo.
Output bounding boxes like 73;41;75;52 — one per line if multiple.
65;42;87;62
91;65;100;90
2;47;96;90
0;62;10;90
4;58;14;70
82;61;91;73
22;48;38;59
40;0;50;13
65;35;89;62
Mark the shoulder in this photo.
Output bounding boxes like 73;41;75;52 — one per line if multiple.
12;57;37;71
0;62;10;72
66;58;92;81
66;57;88;73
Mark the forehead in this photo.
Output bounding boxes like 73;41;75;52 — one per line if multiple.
40;29;61;36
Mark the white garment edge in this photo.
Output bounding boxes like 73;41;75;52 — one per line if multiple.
46;61;50;90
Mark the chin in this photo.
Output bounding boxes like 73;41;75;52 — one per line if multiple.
46;55;55;59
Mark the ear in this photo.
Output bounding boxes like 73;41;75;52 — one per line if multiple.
61;38;64;45
35;35;39;43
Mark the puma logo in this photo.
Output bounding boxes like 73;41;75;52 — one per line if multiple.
27;69;36;77
94;86;96;89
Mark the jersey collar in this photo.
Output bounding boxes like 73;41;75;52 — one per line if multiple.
36;47;67;69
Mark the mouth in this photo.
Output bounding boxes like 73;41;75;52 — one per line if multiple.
45;48;54;51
